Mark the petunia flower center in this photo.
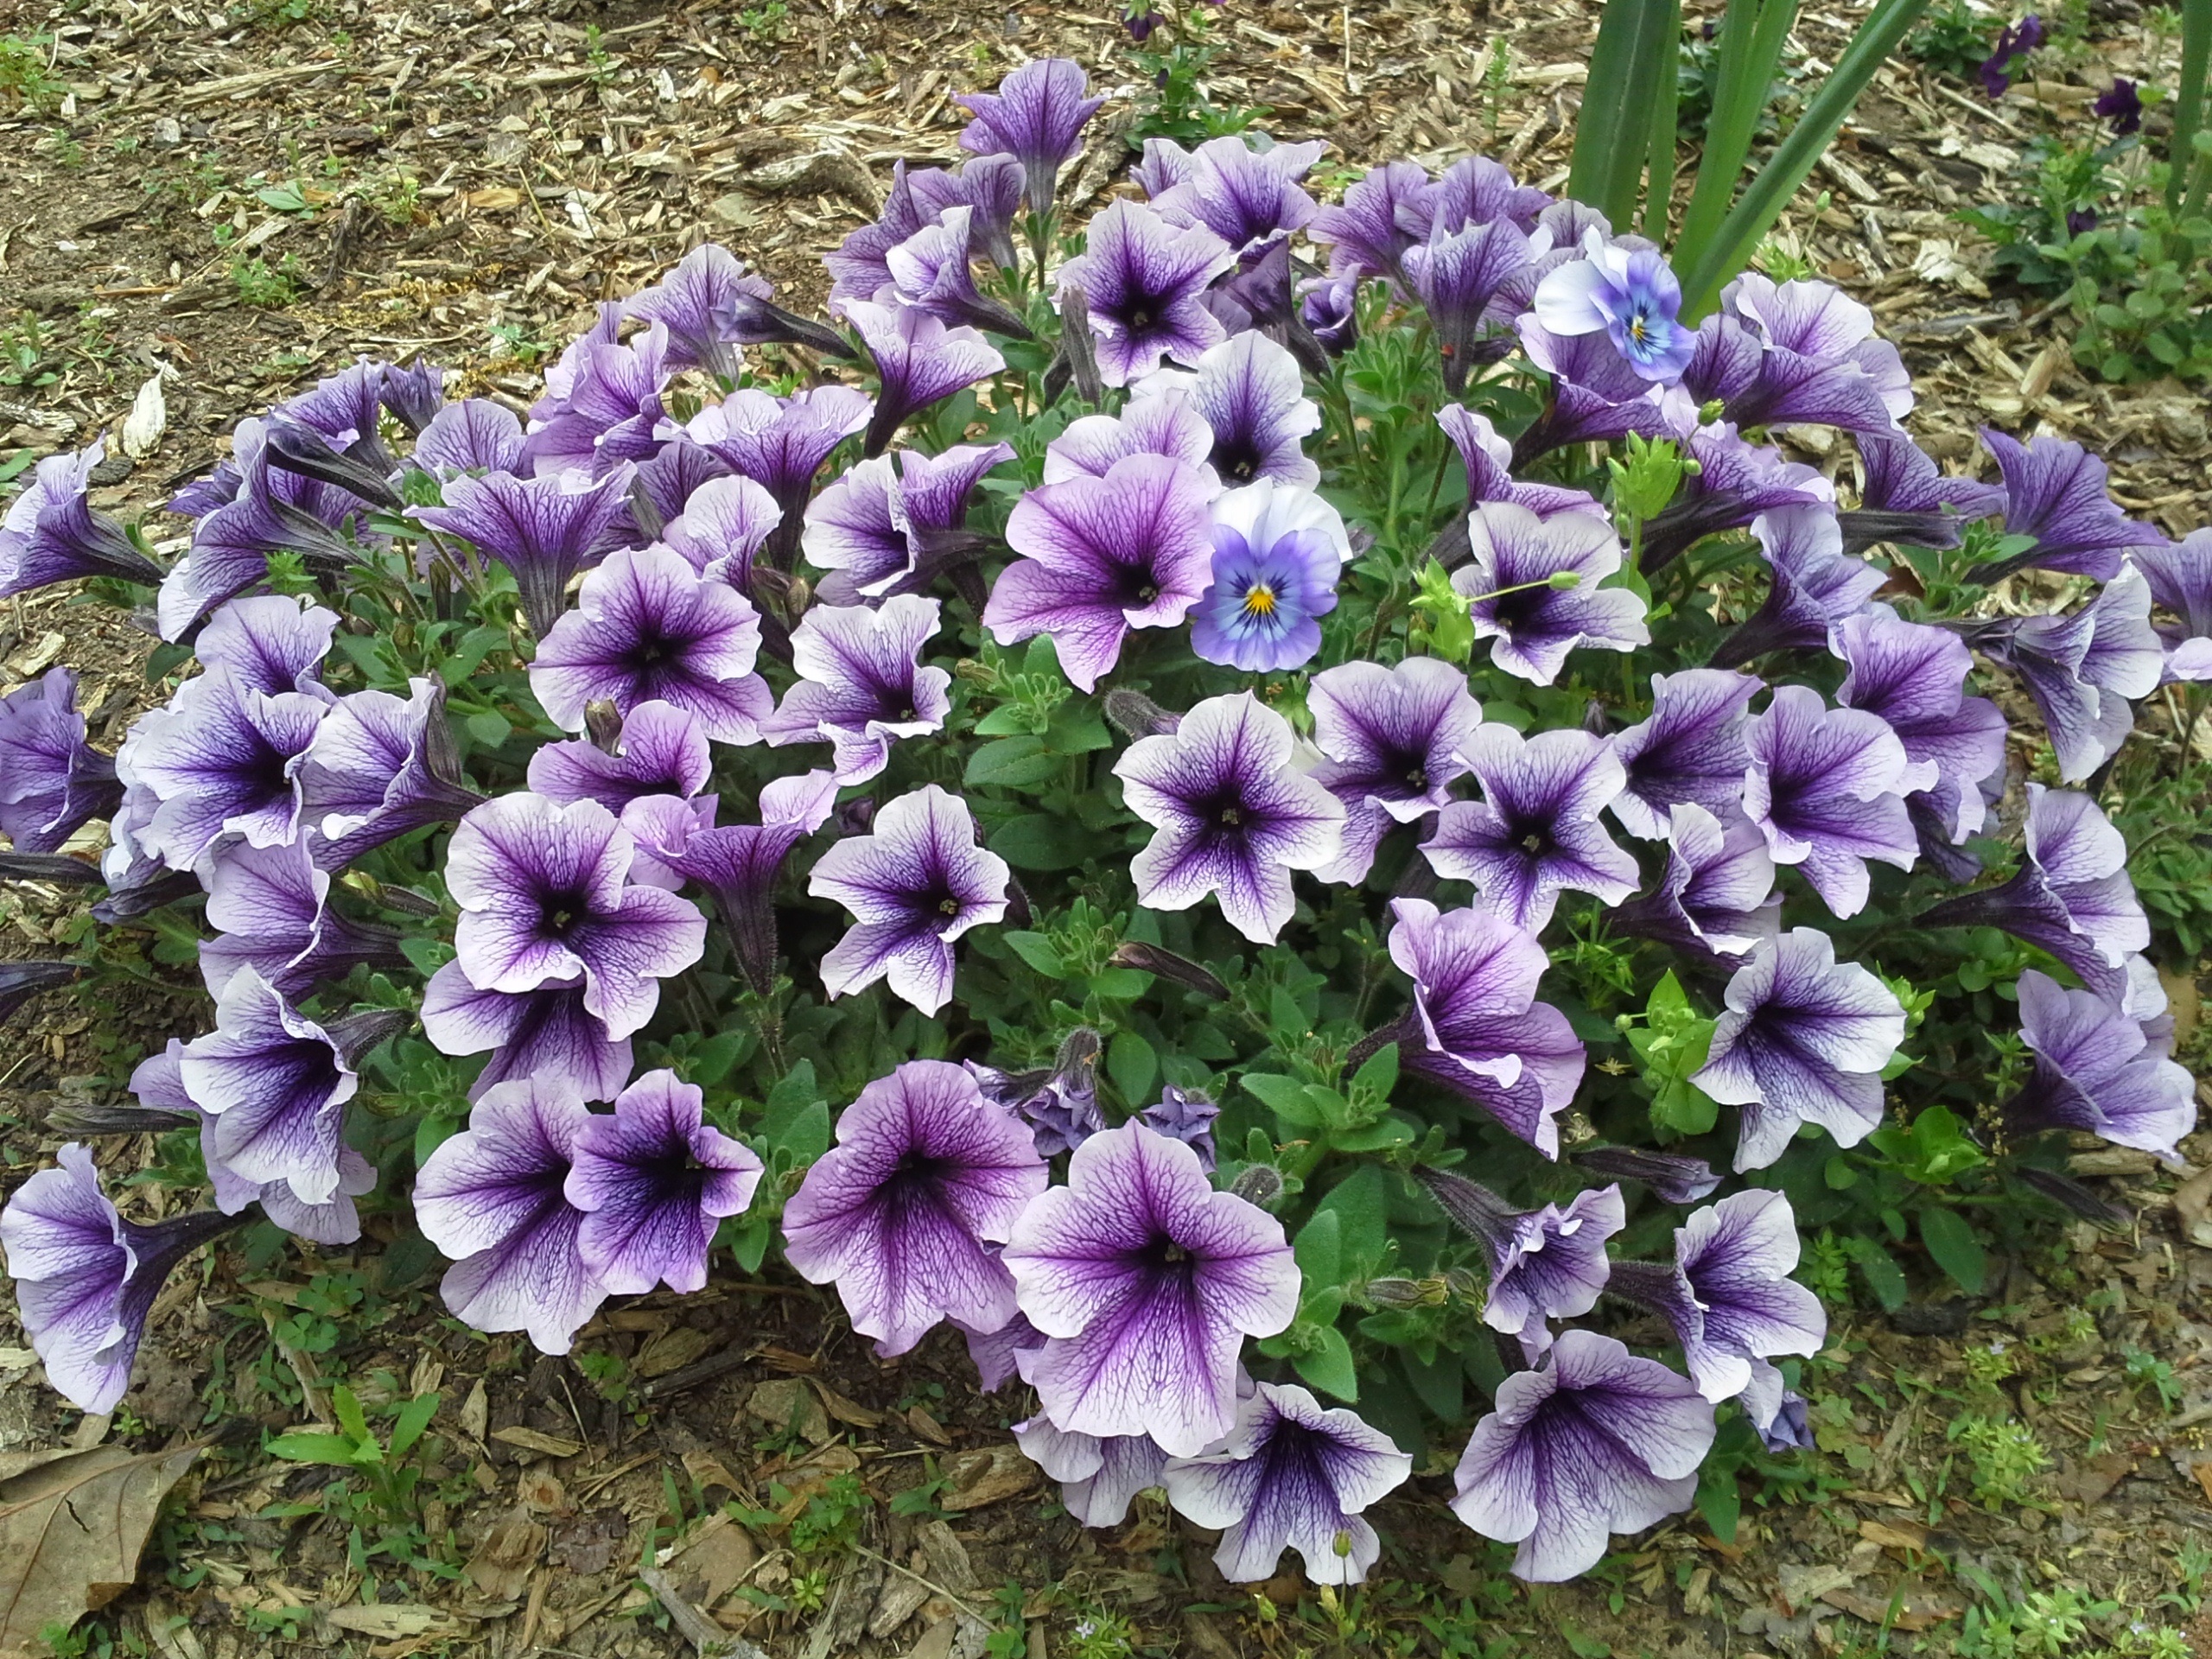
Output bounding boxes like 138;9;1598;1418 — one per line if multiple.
938;896;963;916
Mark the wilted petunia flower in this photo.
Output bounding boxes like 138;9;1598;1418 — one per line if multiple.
1139;1084;1221;1171
1188;479;1351;672
762;596;950;784
1611;802;1781;963
1710;505;1884;669
1003;1121;1299;1455
1978;428;2165;582
1014;1414;1172;1527
529;545;770;745
1608;668;1762;841
969;1028;1107;1159
1451;1329;1715;1581
1833;609;2007;852
413;1077;607;1354
1134;331;1320;490
1567;1144;1722;1206
0;1144;242;1413
297;678;486;868
1299;276;1359;356
420;969;633;1104
1058;200;1237;386
2004;968;2194;1160
784;1059;1050;1355
983;453;1216;692
1382;898;1586;1157
0;442;163;597
955;55;1104;218
1456;500;1649;685
0;668;123;855
809;784;1010;1015
119;670;328;871
1416;1166;1624;1351
1694;927;1907;1171
409;464;639;636
563;1071;760;1297
624;243;847;384
841;300;1007;460
1426;726;1639;932
1532;229;1696;383
803;442;1012;605
2134;529;2212;680
2096;76;2143;135
1742;683;1916;918
1163;1382;1413;1585
1116;692;1346;944
1307;658;1483;885
446;791;707;1040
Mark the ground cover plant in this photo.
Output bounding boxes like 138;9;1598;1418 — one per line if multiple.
0;30;2208;1643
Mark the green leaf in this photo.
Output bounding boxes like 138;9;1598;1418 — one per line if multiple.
1329;1116;1417;1153
1918;1206;1987;1294
964;736;1061;790
728;1211;774;1274
1293;1325;1359;1402
1695;1465;1742;1543
332;1385;370;1445
1001;931;1070;978
1400;1348;1463;1420
772;1101;831;1166
1569;0;1682;227
1294;1209;1342;1283
464;710;512;749
389;1394;440;1459
1243;1072;1325;1126
1648;1074;1719;1137
1267;987;1309;1038
1043;700;1113;754
266;1433;363;1466
1349;1042;1398;1104
1107;1031;1157;1106
987;814;1093;871
414;1110;461;1168
685;1031;745;1090
972;703;1038;736
1845;1236;1910;1312
1314;1164;1389;1272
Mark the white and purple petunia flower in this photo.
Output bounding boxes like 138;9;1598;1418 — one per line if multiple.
1425;726;1639;932
198;835;406;999
1407;217;1538;391
762;595;950;784
118;667;328;870
1531;229;1697;383
783;1059;1049;1356
1607;668;1762;841
413;1076;607;1354
1162;1382;1413;1586
1741;683;1916;918
1188;479;1350;672
802;442;1011;604
565;1069;763;1295
654;472;783;591
1451;1329;1715;1582
1115;692;1345;944
1309;158;1430;289
2135;529;2212;680
1961;564;2163;785
1710;505;1884;669
1417;1166;1623;1351
1135;330;1321;489
1437;405;1611;523
1041;391;1217;490
1307;658;1483;885
1003;1121;1299;1456
1013;1414;1173;1528
420;968;634;1104
409;463;639;636
1979;427;2167;582
1840;429;2005;555
808;783;1010;1015
982;453;1217;692
684;385;874;569
1058;200;1237;386
1455;500;1649;685
1611;802;1781;963
194;594;339;698
955;55;1103;217
1144;135;1327;251
842;300;1007;459
1833;608;2007;854
446;791;708;1039
297;677;486;868
2004;968;2195;1160
528;699;712;812
0;668;123;855
1694;926;1907;1171
0;442;165;597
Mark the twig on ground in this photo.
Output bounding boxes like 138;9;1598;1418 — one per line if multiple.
638;1561;772;1659
852;1544;991;1625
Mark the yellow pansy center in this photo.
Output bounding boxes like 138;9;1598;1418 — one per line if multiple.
1242;582;1278;619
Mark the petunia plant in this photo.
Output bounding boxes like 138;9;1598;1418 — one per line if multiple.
1;54;2201;1591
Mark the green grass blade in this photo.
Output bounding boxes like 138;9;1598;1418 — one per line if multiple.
2170;0;2212;208
1570;0;1682;228
1643;0;1685;238
1677;0;1929;316
1671;0;1797;276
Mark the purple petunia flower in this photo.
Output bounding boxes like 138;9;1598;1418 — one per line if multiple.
1003;1121;1299;1456
1962;564;2162;783
180;967;405;1206
841;300;1007;460
1694;927;1907;1171
2005;968;2195;1159
195;594;338;698
1299;276;1360;355
802;442;1011;605
654;472;782;591
1437;404;1611;524
624;243;849;380
446;791;707;1039
421;967;633;1104
1980;428;2165;582
632;438;737;538
1638;423;1835;574
1681;305;1908;437
808;784;1009;1014
1188;480;1350;671
1058;201;1237;386
1425;726;1639;932
1611;803;1782;963
982;453;1216;692
1147;136;1327;251
969;1029;1108;1160
413;1077;607;1354
1840;429;2007;555
1834;609;2007;850
910;154;1027;270
1116;692;1346;944
762;596;950;784
1608;669;1761;841
118;669;327;870
410;464;639;636
884;207;1033;340
1980;14;2044;99
0;442;163;595
955;56;1104;218
1404;155;1554;241
2136;530;2212;680
1510;320;1674;464
1532;229;1696;383
199;836;406;999
522;313;669;480
0;668;122;855
1710;505;1884;669
1407;218;1537;391
1417;1167;1624;1352
1456;501;1649;685
0;1144;241;1413
565;1069;763;1295
1307;658;1483;885
1742;684;1916;917
1605;1190;1826;1421
1043;392;1217;489
528;544;769;745
783;1059;1050;1356
684;385;874;570
1567;1144;1722;1206
2096;76;2143;135
1309;159;1430;289
1918;784;2149;1008
412;398;525;478
1135;330;1320;490
1451;1329;1715;1582
1381;899;1586;1158
528;699;711;812
1162;1382;1413;1585
296;678;485;868
1014;1414;1172;1527
1139;1085;1220;1172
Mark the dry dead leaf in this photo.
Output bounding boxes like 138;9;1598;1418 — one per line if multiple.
0;1443;200;1650
809;1379;885;1428
120;374;166;460
1821;1585;1960;1632
490;1427;582;1459
1857;1517;1930;1553
321;1604;454;1637
463;1508;544;1600
2175;1165;2212;1248
939;1444;1036;1512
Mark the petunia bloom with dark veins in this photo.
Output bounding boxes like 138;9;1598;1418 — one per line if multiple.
1510;320;1673;464
1058;200;1237;386
1043;393;1217;489
0;668;122;854
1425;726;1639;932
1742;683;1916;918
1416;1166;1623;1352
0;442;164;596
413;398;526;479
1607;668;1761;841
910;153;1027;270
118;669;328;870
520;315;670;480
1188;480;1350;672
1306;657;1483;885
1437;405;1611;528
983;453;1216;692
296;678;486;868
1116;692;1346;944
1003;1121;1298;1456
1380;899;1586;1158
1014;1415;1172;1528
528;699;711;813
2134;529;2212;680
1308;158;1429;289
1134;330;1320;489
1840;429;2006;555
1408;217;1537;390
2004;969;2194;1160
1978;428;2166;582
883;207;1034;339
413;1077;607;1354
683;385;874;570
763;595;950;784
808;784;1010;1015
624;243;849;384
1637;424;1834;575
1694;927;1907;1171
1678;313;1900;438
1146;135;1326;251
199;836;407;1000
421;968;633;1104
1162;1382;1413;1586
1833;609;2007;851
954;55;1104;218
0;1144;243;1413
1456;501;1649;685
1710;506;1883;669
565;1069;763;1295
784;1059;1050;1356
1724;274;1912;421
195;594;338;698
1959;564;2163;783
1451;1329;1715;1582
802;442;1011;605
410;463;639;636
1610;803;1781;963
842;300;1007;460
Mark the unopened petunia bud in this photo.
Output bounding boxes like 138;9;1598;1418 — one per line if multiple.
1109;941;1229;1000
1230;1164;1284;1207
1103;689;1181;739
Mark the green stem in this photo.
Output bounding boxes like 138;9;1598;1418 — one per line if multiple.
2170;0;2212;210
